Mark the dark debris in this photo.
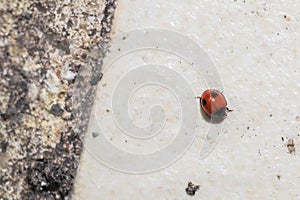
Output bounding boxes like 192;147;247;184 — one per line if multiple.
287;138;296;154
185;181;200;196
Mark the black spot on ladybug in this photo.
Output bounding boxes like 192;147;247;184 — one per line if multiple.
211;91;218;97
201;99;206;106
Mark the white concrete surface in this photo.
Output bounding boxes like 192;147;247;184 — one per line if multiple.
74;1;300;199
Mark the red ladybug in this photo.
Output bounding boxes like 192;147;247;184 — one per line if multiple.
197;89;232;118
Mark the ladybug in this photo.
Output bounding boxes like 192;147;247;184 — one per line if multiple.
197;89;232;118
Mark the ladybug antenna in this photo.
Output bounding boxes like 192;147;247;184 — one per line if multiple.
195;96;201;99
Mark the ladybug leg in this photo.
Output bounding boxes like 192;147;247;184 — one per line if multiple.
226;107;233;112
195;96;201;99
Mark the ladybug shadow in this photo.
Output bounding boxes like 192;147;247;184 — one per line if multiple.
200;107;227;124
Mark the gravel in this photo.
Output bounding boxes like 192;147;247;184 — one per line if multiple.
0;0;117;199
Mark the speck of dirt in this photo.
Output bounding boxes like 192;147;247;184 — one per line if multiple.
185;181;200;196
276;174;281;180
283;15;291;22
287;138;296;154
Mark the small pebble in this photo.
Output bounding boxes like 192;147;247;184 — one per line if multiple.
44;70;62;94
49;104;64;117
92;132;100;138
90;73;103;85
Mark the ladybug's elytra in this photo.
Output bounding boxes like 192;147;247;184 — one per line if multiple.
197;89;232;118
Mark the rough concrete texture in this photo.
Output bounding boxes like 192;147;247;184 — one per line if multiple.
0;0;116;199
